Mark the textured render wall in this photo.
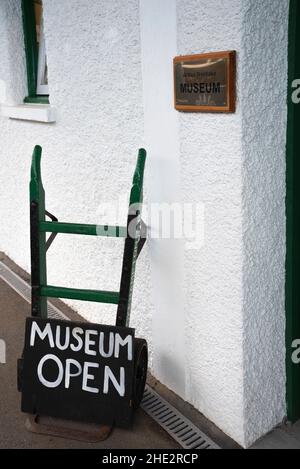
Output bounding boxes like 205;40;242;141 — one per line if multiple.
176;0;289;447
139;0;186;401
0;0;290;448
0;1;27;104
0;0;153;360
241;0;289;447
176;0;245;445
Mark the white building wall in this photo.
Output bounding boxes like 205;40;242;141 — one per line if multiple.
241;0;289;446
140;0;186;401
0;0;289;447
175;0;289;448
176;0;245;443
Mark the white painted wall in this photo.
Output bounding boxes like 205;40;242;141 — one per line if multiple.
241;0;289;445
176;0;245;443
140;0;186;400
175;0;289;447
0;0;290;447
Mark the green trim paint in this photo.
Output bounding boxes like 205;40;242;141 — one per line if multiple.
24;96;49;105
21;0;38;98
286;0;300;422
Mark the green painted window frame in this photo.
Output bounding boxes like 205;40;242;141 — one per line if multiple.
286;0;300;423
21;0;49;104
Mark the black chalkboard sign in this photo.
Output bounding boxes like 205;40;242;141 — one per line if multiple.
20;317;135;427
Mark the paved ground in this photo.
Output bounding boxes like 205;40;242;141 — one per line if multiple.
0;278;179;449
251;421;300;449
1;256;300;450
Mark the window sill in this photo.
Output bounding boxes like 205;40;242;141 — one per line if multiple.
1;103;56;123
24;96;50;104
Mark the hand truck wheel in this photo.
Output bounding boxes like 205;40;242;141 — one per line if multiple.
133;338;148;409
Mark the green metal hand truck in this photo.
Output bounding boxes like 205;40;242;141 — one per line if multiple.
18;145;148;431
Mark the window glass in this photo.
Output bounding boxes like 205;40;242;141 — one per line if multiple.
35;0;48;94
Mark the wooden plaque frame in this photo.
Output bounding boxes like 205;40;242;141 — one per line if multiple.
173;50;236;113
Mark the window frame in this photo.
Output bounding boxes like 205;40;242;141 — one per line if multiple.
36;19;49;95
21;0;49;104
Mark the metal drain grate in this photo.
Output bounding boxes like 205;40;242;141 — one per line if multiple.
141;386;220;449
0;260;220;449
0;261;68;320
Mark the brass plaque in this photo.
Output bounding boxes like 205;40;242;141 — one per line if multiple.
174;51;236;113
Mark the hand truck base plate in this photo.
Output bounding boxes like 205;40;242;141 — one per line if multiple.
25;414;113;443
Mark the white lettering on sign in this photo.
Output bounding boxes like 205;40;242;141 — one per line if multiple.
103;366;125;397
31;321;132;397
55;325;70;351
65;358;82;388
99;331;114;358
70;327;84;352
36;355;126;396
30;322;133;359
30;321;55;348
84;330;98;356
82;362;99;393
37;354;64;388
114;334;132;361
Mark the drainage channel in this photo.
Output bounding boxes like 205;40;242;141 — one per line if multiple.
141;386;219;449
0;261;68;320
0;260;220;449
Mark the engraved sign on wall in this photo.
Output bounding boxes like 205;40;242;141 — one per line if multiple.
20;317;135;426
174;51;236;113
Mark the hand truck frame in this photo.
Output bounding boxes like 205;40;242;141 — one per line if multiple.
18;146;148;429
